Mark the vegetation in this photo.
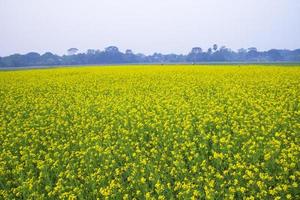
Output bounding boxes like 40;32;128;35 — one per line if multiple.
1;45;300;68
0;65;299;199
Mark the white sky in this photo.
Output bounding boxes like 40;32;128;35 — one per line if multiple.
0;0;300;56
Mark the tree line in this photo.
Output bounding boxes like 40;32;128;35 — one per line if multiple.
1;45;300;67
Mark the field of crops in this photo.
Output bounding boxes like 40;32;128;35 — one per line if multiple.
0;65;299;199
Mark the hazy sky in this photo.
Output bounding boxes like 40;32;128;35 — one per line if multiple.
0;0;300;56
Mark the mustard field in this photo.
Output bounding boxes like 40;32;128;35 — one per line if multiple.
0;65;299;199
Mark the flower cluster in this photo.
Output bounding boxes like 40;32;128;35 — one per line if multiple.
0;65;299;199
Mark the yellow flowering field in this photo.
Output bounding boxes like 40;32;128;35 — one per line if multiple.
0;65;299;199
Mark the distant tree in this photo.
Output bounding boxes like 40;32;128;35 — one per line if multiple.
237;48;247;61
219;46;227;51
87;49;96;54
25;52;40;61
210;46;234;61
124;49;137;63
2;45;300;67
40;52;61;65
187;47;205;62
105;46;119;53
267;49;283;61
164;54;183;62
289;49;300;61
103;46;124;63
191;47;202;54
67;48;79;55
125;49;133;54
246;47;260;61
18;52;41;66
238;48;247;54
95;50;102;54
247;47;257;52
136;53;147;63
213;44;218;51
150;53;164;63
1;54;24;67
207;48;212;54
